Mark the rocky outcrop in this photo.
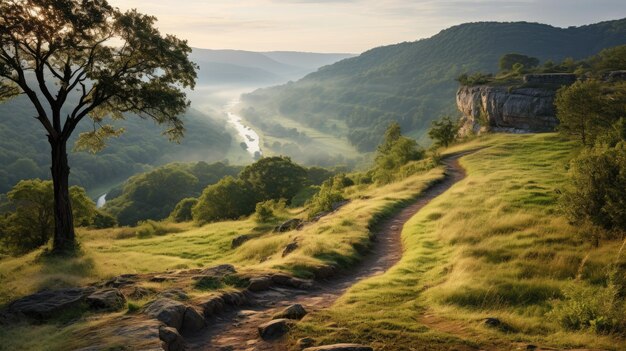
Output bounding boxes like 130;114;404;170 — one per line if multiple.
456;85;560;136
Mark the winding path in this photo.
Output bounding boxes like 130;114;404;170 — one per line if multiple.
187;151;474;351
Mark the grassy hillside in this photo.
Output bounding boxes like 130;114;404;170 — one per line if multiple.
242;19;626;154
1;134;625;350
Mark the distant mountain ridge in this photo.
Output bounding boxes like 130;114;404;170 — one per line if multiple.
190;48;354;87
242;19;626;152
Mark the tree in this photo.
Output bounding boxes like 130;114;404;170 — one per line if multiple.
429;116;459;148
373;122;424;184
556;80;617;145
499;53;540;72
1;179;96;253
0;0;197;253
560;143;626;244
239;156;307;203
192;176;257;224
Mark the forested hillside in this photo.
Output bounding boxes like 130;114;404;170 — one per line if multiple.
0;96;233;195
242;19;626;152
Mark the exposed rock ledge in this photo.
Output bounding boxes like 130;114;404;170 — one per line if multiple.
456;85;560;136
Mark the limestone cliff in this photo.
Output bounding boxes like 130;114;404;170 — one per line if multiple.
456;85;560;136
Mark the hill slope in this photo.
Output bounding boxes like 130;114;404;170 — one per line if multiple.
242;19;626;152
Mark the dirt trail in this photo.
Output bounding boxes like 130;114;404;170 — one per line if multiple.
187;151;473;351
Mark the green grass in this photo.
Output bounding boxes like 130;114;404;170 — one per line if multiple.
288;133;626;350
3;133;625;350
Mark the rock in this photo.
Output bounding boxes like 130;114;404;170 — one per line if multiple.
258;318;294;340
7;287;95;320
483;317;513;332
149;276;171;283
248;276;272;292
271;274;314;290
456;84;565;137
523;73;577;85
605;70;626;82
201;264;237;277
129;287;155;300
199;296;225;317
303;344;373;351
86;288;126;311
275;218;303;232
331;200;349;211
273;304;307;320
159;288;189;301
297;337;316;349
282;242;299;257
181;307;205;334
231;234;254;248
143;298;187;330
221;291;248;306
159;325;185;351
104;274;136;288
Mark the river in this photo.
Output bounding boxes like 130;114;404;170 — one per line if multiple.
225;99;262;158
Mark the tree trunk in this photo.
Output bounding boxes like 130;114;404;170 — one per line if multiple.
49;137;76;254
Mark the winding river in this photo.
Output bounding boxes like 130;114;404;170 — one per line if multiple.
225;99;262;158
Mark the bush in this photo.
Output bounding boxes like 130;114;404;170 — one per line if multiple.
192;176;257;224
290;186;320;207
92;210;117;229
307;177;347;219
560;142;626;243
134;220;181;238
549;281;625;334
428;116;459;148
170;197;198;223
373;123;425;184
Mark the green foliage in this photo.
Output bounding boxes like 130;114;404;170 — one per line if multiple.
556;80;616;145
105;162;240;226
592;44;626;72
242;20;626;152
239;156;307;203
373;123;425;184
428;116;459;148
254;199;286;223
290;186;321;207
560;143;626;242
456;72;493;86
134;220;181;239
499;53;540;72
92;210;117;229
169;198;198;223
0;180;96;253
192;176;257;224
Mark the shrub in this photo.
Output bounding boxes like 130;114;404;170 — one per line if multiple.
170;197;198;223
92;210;117;229
134;220;181;238
254;201;276;223
192;176;257;224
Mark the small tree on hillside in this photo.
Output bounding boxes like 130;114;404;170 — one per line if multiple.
0;0;197;254
2;179;95;253
556;80;616;145
373;122;424;184
239;156;307;203
499;53;540;72
428;116;459;148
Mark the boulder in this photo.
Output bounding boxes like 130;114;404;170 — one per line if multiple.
248;276;272;292
86;288;126;311
282;242;299;257
221;291;249;306
104;274;137;288
201;264;236;277
303;344;373;351
273;304;307;320
231;234;254;248
271;274;314;290
159;288;189;301
129;287;156;300
143;298;187;330
159;325;185;351
181;307;205;334
7;287;95;320
199;296;225;317
275;218;303;232
258;318;294;340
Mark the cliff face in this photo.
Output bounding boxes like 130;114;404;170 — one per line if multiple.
456;85;560;136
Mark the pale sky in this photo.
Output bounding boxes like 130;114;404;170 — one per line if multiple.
109;0;626;53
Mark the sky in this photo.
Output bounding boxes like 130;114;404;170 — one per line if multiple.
108;0;626;53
